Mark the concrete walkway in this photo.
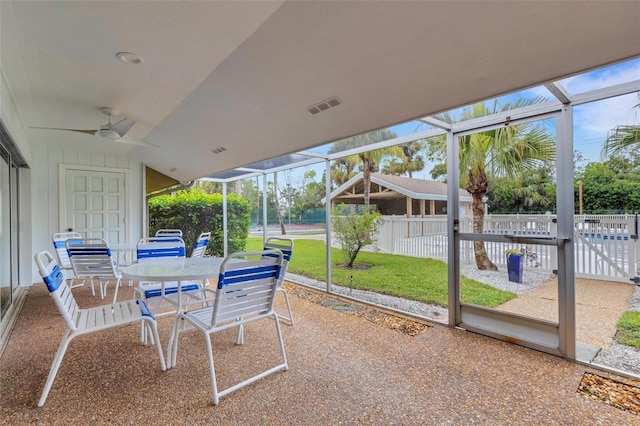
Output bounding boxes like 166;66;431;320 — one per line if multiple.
497;277;635;349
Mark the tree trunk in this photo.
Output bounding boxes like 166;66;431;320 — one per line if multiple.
467;168;497;271
347;243;363;268
363;158;371;212
274;172;286;235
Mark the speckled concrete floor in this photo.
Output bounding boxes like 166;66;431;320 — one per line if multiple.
2;283;640;425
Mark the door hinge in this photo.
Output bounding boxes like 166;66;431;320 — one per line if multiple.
631;277;640;284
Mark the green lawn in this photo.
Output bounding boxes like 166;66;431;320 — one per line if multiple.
247;237;515;308
614;311;640;349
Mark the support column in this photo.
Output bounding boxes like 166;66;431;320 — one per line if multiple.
446;130;460;327
222;182;228;257
325;159;332;293
420;199;426;236
262;174;268;245
557;104;576;360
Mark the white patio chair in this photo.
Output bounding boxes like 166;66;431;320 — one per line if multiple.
52;232;84;289
263;237;294;325
168;250;288;405
66;238;122;300
190;231;211;258
191;231;212;287
34;251;166;407
155;229;183;238
135;237;211;316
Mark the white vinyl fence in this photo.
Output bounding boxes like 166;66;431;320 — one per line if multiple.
377;214;639;283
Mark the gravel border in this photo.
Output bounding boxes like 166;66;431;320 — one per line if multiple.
593;285;640;373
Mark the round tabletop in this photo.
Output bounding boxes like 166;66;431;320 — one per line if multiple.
121;257;227;281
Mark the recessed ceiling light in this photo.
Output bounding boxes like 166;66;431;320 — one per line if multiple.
116;52;144;65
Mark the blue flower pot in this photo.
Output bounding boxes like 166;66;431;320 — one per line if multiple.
507;254;524;284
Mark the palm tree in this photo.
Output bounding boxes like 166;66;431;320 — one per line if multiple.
602;96;640;158
331;156;359;187
329;129;403;211
429;98;556;270
381;141;426;178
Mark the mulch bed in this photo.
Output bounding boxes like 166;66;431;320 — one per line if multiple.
578;372;640;415
287;284;431;336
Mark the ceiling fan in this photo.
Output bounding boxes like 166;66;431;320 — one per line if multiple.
31;107;157;148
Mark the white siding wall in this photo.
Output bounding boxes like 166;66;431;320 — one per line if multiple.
30;147;144;282
0;70;33;288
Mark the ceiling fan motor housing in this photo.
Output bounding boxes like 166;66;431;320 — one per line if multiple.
96;128;120;140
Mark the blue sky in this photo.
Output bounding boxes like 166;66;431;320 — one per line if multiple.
277;57;640;187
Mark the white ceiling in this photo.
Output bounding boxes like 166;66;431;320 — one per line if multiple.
2;1;639;182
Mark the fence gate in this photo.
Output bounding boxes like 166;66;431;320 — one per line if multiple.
573;214;638;283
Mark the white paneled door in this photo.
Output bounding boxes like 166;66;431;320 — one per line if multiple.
63;168;127;244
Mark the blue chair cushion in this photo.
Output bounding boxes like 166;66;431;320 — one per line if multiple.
143;282;202;299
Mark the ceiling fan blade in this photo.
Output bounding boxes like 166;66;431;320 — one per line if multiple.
110;117;135;137
115;135;158;148
30;126;98;136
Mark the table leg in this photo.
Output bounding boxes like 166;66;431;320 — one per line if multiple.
166;279;183;369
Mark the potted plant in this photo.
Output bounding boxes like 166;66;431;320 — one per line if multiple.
505;248;524;283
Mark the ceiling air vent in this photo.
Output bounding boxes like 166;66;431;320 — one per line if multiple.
212;146;227;154
307;97;342;115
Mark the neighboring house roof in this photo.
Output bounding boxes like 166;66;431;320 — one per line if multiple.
330;172;473;202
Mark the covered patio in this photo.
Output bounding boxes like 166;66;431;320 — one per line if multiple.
1;1;640;419
2;282;638;423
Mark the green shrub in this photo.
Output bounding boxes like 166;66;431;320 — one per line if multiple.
332;210;381;268
149;188;251;256
615;311;640;349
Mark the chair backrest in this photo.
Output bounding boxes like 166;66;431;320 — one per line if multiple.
210;250;283;327
34;251;80;331
137;237;186;261
65;238;119;279
190;232;211;258
52;232;82;269
155;229;183;238
263;237;293;287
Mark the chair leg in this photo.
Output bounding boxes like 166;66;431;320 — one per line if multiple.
38;329;73;407
112;278;122;304
235;321;244;345
277;289;294;325
139;320;154;346
203;333;220;405
274;313;289;371
145;318;166;371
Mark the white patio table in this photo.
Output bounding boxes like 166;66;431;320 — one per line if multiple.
120;257;241;367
